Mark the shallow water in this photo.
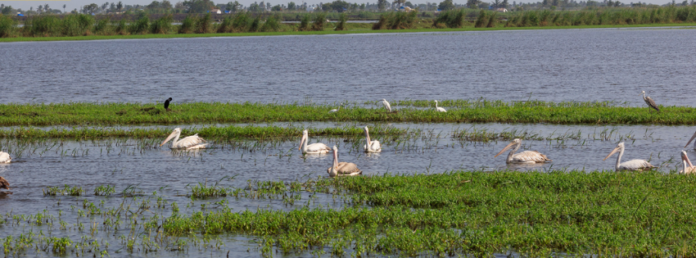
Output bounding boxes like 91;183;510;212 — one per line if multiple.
2;28;696;106
1;122;696;256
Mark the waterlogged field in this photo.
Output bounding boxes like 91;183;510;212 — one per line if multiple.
2;122;696;256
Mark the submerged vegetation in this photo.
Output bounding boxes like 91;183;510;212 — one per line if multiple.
0;100;695;126
9;170;696;257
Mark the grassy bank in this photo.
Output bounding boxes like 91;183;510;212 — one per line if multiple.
0;101;694;126
1;21;695;43
161;170;696;256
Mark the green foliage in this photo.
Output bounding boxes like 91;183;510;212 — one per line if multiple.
474;10;490;27
260;16;281;32
179;15;195;33
298;14;310;31
312;13;326;31
217;15;233;32
373;11;418;30
129;16;150;34
335;13;347;30
433;9;466;28
231;13;250;32
438;0;455;11
93;18;112;35
24;15;62;36
115;19;129;35
42;185;85;196
248;17;260;32
150;14;173;34
0;15;16;37
196;13;212;33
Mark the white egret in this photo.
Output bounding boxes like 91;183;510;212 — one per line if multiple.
434;100;446;112
494;139;552;164
603;142;654;171
327;145;362;177
160;128;208;150
363;126;382;153
381;99;392;112
299;130;331;154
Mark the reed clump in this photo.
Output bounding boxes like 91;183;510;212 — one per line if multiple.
298;14;311;31
150;15;173;34
505;6;696;27
312;13;327;31
433;9;467;28
372;11;418;30
0;15;16;37
335;13;348;31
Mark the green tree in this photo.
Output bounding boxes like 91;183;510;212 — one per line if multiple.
271;4;282;10
322;0;350;11
287;1;296;9
438;0;454;10
117;1;123;11
378;0;387;10
466;0;480;8
183;0;215;13
226;1;240;11
501;0;509;7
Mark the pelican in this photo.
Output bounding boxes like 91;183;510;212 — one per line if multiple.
299;130;331;154
603;142;654;171
679;150;696;174
381;99;392;112
160;128;207;150
494;139;552;164
641;91;659;112
0;151;11;164
683;130;696;150
329;105;341;113
327;145;362;177
363;126;381;153
434;100;446;112
0;176;9;190
164;97;173;111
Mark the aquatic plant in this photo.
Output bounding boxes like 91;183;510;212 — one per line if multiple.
297;14;311;31
43;185;85;196
150;14;173;34
372;11;418;30
312;13;326;31
433;9;467;28
129;16;150;35
178;15;195;34
260;16;281;32
335;13;348;31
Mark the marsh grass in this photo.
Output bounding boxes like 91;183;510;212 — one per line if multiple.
335;13;348;31
0;15;16;37
150;15;173;34
189;180;230;198
312;13;327;31
178;15;195;34
158;170;696;257
0;100;691;126
433;9;467;28
42;185;85;196
372;11;418;30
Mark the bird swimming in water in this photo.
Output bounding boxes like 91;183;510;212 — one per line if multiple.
0;151;10;163
164;97;173;111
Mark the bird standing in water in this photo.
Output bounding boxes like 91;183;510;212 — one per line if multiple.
164;97;173;111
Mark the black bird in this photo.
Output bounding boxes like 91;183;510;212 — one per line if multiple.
164;97;173;111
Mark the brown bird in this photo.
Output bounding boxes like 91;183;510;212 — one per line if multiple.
0;176;9;190
641;91;660;112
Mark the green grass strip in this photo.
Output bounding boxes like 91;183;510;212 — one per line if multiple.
165;170;696;256
1;22;695;43
0;101;693;126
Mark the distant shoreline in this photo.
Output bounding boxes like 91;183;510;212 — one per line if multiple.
2;23;695;43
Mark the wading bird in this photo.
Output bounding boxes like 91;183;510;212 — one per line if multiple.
160;128;207;150
327;145;362;177
603;142;654;171
381;99;392;112
0;176;9;190
329;105;341;113
679;150;696;174
434;100;446;112
363;126;382;153
494;139;552;164
0;151;10;163
683;131;696;150
641;91;659;112
299;130;331;154
164;97;173;111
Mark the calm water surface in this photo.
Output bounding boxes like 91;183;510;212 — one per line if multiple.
1;27;695;105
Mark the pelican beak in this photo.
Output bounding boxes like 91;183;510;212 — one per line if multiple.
494;142;516;158
160;131;177;146
685;152;694;168
298;135;306;151
685;131;696;148
603;147;620;161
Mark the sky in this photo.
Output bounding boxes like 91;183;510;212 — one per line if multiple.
1;0;674;13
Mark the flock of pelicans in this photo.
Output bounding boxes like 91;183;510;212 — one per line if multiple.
0;93;692;193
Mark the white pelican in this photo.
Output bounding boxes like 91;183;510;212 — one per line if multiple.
679;150;696;174
327;145;362;177
641;91;660;112
160;128;207;150
381;99;392;112
0;176;8;190
494;139;551;164
434;100;446;112
363;126;381;153
0;151;11;164
329;105;341;113
603;142;654;171
299;129;331;154
684;131;696;150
